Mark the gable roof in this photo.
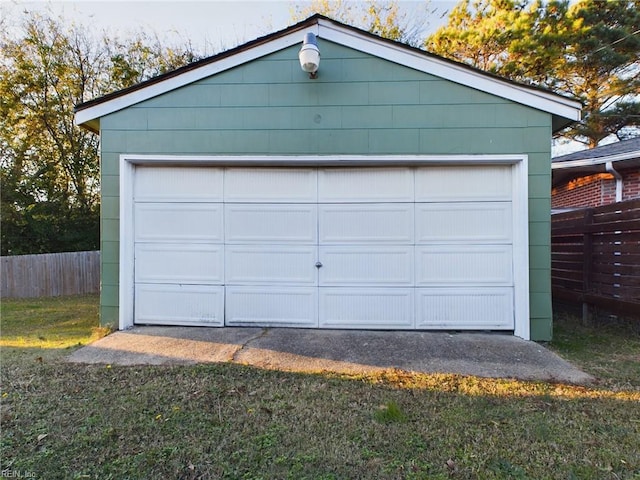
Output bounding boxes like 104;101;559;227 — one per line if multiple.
552;137;640;187
75;14;581;133
553;137;640;163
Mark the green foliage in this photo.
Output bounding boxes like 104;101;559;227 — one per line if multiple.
427;0;640;147
107;34;201;88
0;11;201;255
0;14;101;254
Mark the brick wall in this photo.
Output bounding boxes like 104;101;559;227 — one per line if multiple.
552;173;614;208
552;168;640;208
623;169;640;200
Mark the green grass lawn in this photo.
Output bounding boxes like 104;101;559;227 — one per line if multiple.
1;295;639;479
548;311;640;391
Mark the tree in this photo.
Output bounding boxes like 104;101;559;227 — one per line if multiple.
107;32;201;88
427;0;640;147
291;0;430;47
1;14;104;254
0;11;201;255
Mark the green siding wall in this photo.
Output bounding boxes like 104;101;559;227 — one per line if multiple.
99;41;554;340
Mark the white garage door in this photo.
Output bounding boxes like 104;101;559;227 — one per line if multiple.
133;165;515;330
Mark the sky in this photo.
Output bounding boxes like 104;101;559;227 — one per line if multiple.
3;1;456;54
1;0;588;154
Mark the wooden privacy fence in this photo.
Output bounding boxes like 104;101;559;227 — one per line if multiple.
1;251;100;298
551;199;640;317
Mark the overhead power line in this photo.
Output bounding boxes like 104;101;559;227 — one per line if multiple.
592;29;640;54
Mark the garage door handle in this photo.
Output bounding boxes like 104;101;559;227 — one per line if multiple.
315;262;323;268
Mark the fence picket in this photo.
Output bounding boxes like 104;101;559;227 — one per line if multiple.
1;251;100;298
552;199;640;318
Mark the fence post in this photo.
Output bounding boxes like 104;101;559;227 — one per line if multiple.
582;208;594;325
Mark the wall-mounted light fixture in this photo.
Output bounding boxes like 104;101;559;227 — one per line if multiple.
299;32;320;79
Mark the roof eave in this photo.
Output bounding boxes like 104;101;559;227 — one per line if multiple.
551;150;640;187
552;115;579;134
81;119;99;134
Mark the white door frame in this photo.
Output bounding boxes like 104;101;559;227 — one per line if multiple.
119;154;530;339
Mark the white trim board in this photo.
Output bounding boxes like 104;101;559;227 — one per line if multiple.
122;154;525;166
552;149;640;170
76;17;580;129
119;154;530;340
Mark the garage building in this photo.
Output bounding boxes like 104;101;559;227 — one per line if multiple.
75;15;581;340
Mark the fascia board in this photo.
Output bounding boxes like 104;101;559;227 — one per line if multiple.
316;20;581;122
74;24;320;127
552;150;640;170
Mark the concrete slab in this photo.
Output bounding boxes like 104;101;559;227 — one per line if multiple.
67;327;595;384
67;327;263;366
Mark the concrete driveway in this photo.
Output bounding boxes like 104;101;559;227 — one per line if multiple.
67;326;594;384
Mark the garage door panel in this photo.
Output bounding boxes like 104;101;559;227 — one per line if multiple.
135;244;223;284
135;203;223;243
226;245;317;285
131;164;520;332
135;284;224;326
225;168;317;203
225;204;317;244
226;286;317;327
416;287;513;329
416;202;512;244
320;288;414;328
416;246;513;285
319;167;413;202
319;204;413;244
320;246;413;286
415;165;512;202
135;167;223;202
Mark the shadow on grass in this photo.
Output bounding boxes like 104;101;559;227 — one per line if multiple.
2;358;639;480
1;294;639;479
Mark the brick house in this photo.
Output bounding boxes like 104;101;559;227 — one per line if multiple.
552;137;640;210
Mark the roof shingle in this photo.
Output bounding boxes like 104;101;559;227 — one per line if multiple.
553;137;640;163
